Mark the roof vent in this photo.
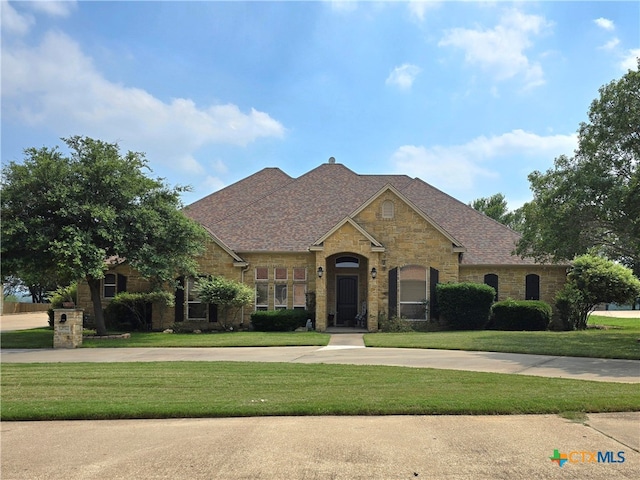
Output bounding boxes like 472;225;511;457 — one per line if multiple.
328;157;336;164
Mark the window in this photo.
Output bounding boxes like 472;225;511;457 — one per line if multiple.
293;284;306;310
103;272;127;299
103;273;117;299
187;277;207;321
275;267;287;281
400;265;427;320
255;267;268;281
255;284;268;311
293;267;307;282
336;256;359;268
525;274;540;300
381;200;394;219
484;274;499;301
274;284;287;309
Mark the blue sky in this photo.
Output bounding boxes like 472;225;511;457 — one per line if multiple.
2;1;638;208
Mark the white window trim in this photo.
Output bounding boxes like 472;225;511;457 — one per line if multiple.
186;277;207;321
399;266;428;321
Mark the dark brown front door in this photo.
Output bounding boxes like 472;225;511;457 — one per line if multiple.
336;276;357;326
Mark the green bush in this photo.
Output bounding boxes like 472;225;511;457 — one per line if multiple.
250;310;309;332
46;283;77;327
489;300;552;331
104;291;173;332
378;313;414;332
436;282;495;330
552;283;581;331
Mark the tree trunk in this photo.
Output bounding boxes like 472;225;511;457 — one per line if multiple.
87;276;108;336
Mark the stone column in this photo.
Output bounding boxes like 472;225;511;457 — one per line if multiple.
53;309;83;348
315;257;327;331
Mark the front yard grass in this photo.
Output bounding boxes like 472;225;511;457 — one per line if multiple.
2;361;638;421
364;316;640;360
0;330;330;349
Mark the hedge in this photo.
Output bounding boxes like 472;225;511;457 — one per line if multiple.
489;300;552;331
436;282;495;330
250;309;310;332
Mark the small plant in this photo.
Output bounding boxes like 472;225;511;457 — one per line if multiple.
377;312;414;332
195;276;253;330
46;283;77;327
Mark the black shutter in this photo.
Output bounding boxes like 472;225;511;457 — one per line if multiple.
174;276;185;322
117;274;128;294
208;303;218;323
484;274;499;301
525;274;540;300
388;267;398;319
430;267;440;319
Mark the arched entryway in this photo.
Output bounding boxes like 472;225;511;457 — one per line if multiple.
324;253;371;329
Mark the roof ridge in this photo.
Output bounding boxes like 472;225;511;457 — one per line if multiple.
185;167;290;209
209;170;298;226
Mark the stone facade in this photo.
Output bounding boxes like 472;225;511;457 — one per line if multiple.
76;183;569;332
459;265;568;306
53;309;83;348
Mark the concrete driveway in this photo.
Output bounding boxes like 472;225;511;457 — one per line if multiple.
2;413;638;480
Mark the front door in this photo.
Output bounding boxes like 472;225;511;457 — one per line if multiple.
336;276;358;326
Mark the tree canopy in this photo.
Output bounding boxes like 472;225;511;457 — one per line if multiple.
469;193;524;232
1;136;207;335
516;60;640;274
556;254;640;330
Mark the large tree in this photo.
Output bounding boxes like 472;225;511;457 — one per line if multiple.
516;60;640;274
469;193;524;232
1;136;207;335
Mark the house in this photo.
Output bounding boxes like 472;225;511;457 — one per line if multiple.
77;159;568;331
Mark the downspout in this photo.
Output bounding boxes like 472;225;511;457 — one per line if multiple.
241;264;250;326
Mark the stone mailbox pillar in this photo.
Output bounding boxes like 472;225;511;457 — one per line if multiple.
53;309;83;348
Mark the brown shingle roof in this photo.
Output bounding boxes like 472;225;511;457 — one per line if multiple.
184;162;534;265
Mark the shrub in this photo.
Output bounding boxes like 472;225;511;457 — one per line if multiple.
250;310;309;332
490;300;552;331
552;283;582;331
378;313;414;332
104;291;173;332
436;282;495;330
46;283;77;327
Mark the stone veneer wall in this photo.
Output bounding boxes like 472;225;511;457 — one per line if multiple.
459;264;568;306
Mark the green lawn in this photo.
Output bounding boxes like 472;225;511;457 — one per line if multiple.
2;362;638;421
364;316;640;360
0;329;330;349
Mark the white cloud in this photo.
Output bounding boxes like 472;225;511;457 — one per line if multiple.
390;130;577;193
594;17;615;31
408;0;440;22
438;9;551;89
620;49;640;71
0;0;35;36
600;37;620;50
386;64;422;90
1;30;286;173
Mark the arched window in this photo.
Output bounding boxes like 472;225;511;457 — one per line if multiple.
381;200;395;219
484;273;499;301
525;274;540;300
335;256;359;268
